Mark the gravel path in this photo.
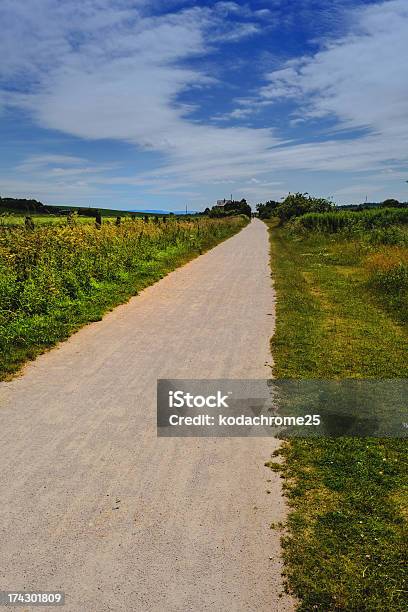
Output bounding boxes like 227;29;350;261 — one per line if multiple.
0;219;294;611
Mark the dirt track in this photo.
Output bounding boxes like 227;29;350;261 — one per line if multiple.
0;219;294;611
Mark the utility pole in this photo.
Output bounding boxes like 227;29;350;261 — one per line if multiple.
185;203;188;215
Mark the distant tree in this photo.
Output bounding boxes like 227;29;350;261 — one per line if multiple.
381;198;401;208
238;198;252;218
256;200;280;219
206;198;251;218
1;197;48;214
77;207;98;217
276;192;333;222
224;199;251;217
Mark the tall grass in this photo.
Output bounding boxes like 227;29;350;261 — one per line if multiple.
292;207;408;235
365;248;408;321
0;216;247;377
289;208;408;315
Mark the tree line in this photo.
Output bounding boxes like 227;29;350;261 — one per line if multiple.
256;193;408;221
203;199;252;218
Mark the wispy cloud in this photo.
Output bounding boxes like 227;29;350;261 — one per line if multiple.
0;1;275;173
227;0;408;171
0;0;407;207
16;154;88;170
260;1;408;134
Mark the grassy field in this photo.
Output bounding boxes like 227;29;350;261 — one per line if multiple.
1;214;109;227
0;211;168;227
265;218;407;611
0;216;247;379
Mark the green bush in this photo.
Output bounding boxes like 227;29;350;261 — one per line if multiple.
275;193;333;222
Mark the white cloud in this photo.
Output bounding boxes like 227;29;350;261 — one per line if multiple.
17;154;88;170
177;0;408;182
1;0;407;206
262;0;408;136
215;2;273;20
227;0;408;175
0;152;121;205
0;0;280;187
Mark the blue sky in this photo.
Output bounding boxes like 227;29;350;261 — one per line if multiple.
1;0;407;211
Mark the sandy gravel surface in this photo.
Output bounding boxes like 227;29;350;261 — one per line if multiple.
0;219;294;611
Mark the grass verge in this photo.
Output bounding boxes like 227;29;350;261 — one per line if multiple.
265;220;407;611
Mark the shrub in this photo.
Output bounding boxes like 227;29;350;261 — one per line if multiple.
381;198;401;208
275;193;333;222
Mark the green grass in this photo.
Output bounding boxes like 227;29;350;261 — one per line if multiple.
0;213;203;227
265;220;407;611
0;217;247;379
0;199;159;221
0;202;199;227
293;207;408;234
0;212;156;227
